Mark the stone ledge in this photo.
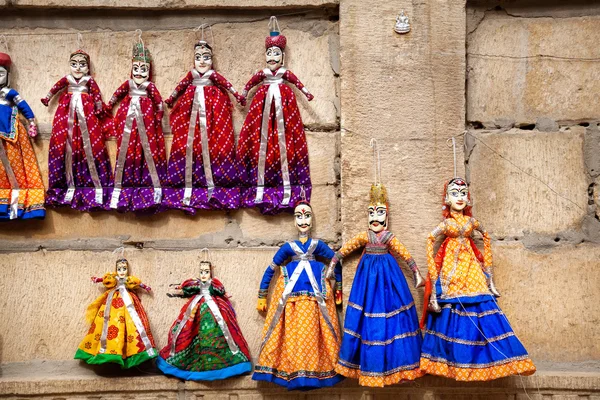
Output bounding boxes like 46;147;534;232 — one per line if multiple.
8;0;339;9
0;361;598;397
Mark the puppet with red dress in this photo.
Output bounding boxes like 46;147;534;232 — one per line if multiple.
107;42;167;213
237;17;314;215
41;49;113;211
163;32;245;212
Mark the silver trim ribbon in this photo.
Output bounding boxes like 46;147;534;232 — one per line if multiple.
99;279;155;357
110;80;162;209
259;239;337;354
183;69;215;206
65;75;103;204
0;138;19;219
254;67;291;206
169;280;239;357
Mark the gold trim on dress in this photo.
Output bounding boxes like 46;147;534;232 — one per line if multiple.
425;330;515;346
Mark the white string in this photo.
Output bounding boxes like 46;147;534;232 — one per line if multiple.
369;138;381;185
0;36;8;53
268;16;282;33
112;246;125;259
199;247;210;263
76;32;84;50
193;24;214;45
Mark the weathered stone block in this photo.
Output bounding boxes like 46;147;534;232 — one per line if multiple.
467;12;600;124
492;242;600;362
468;128;588;237
0;249;274;363
3;22;338;131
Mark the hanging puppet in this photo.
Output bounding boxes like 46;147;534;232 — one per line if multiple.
236;16;314;215
41;39;113;211
0;49;45;219
157;251;252;380
325;140;425;387
420;168;536;380
253;195;343;390
107;38;167;213
163;26;245;213
75;255;157;368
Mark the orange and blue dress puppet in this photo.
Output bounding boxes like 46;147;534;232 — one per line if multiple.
163;30;245;213
75;258;157;369
0;51;45;219
253;200;343;390
236;17;314;215
157;259;252;380
326;183;426;387
420;177;536;380
106;42;167;213
41;49;113;211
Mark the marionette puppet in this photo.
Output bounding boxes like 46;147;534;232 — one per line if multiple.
163;27;245;213
236;17;314;215
420;175;536;381
0;50;45;219
324;142;425;387
75;257;157;369
253;198;343;390
41;46;113;211
157;254;252;380
107;40;167;213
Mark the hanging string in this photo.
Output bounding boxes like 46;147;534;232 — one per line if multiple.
268;16;282;34
76;32;85;50
449;136;458;178
369;138;381;185
449;131;585;212
0;36;8;53
193;24;213;45
112;246;126;259
199;247;210;263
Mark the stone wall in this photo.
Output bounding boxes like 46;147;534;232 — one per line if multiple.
0;0;599;398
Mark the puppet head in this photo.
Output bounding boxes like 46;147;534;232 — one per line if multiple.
368;183;389;233
443;177;472;216
194;41;213;74
115;258;129;279
0;53;11;88
294;200;313;236
131;43;152;84
265;19;286;72
199;260;213;283
69;50;90;79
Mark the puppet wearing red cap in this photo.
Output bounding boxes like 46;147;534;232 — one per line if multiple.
236;16;315;215
0;51;45;219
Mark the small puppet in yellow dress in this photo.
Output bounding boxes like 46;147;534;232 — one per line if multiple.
420;177;536;381
75;257;157;368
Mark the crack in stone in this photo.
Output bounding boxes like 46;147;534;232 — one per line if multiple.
468;53;600;62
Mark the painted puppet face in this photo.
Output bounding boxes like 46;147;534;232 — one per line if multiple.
446;180;469;212
116;260;129;278
199;261;212;283
294;203;313;234
70;54;89;79
0;66;7;88
368;203;388;233
131;61;150;85
194;46;213;74
266;46;283;71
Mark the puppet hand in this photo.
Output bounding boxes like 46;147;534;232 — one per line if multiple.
164;97;174;108
27;122;38;138
413;270;425;289
325;262;336;279
156;110;164;124
234;93;246;106
488;276;501;297
143;284;152;293
40;97;49;107
428;294;441;313
306;92;314;101
257;298;267;312
90;276;99;283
